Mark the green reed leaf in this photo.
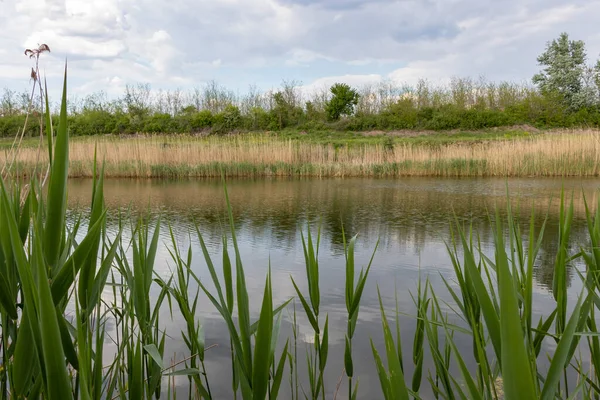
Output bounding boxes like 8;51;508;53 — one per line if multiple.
290;277;319;333
541;294;585;400
43;63;69;271
252;269;273;400
494;209;537;400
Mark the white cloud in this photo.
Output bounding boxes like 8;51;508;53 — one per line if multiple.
0;0;599;98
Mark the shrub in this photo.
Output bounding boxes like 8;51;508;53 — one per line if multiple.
190;110;214;131
143;113;173;133
381;99;419;129
0;115;39;137
213;105;242;134
70;110;117;136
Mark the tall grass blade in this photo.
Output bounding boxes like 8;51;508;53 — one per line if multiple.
540;294;585;400
44;78;53;165
375;287;410;400
43;63;69;270
32;224;73;399
252;269;274;400
270;341;289;400
494;209;537;399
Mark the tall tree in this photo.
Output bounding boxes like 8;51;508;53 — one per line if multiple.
533;32;587;108
325;83;359;121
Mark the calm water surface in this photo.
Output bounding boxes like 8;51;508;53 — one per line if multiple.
67;177;600;399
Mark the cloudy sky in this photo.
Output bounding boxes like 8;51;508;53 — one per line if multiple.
1;0;600;98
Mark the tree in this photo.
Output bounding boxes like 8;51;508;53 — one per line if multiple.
532;32;587;108
0;89;17;116
325;83;359;121
271;85;304;129
576;65;600;108
595;59;600;93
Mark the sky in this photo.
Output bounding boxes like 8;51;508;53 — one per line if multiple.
1;0;600;99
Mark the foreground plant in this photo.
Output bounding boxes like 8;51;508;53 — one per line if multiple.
0;65;114;399
342;230;378;400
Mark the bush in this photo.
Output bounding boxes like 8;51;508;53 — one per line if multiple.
381;99;419;129
70;110;118;136
244;107;273;130
143;113;174;133
2;87;600;137
0;115;38;137
213;105;242;134
190;110;214;131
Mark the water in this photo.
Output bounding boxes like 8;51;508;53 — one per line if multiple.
67;177;600;399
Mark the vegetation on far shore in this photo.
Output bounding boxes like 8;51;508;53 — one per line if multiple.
3;76;600;138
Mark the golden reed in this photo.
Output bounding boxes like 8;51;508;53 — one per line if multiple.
4;130;600;178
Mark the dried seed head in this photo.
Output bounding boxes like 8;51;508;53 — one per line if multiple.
24;44;51;59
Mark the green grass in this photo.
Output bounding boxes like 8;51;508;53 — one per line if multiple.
0;127;536;150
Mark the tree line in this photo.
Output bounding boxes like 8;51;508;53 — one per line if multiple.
1;32;599;137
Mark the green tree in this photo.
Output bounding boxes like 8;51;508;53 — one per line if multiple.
325;83;359;121
532;32;587;109
271;90;304;129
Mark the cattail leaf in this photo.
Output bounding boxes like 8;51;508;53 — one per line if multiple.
0;272;17;319
349;240;378;320
430;294;483;400
57;313;79;370
319;315;329;372
88;233;121;313
270;341;289;400
43;78;54;165
18;188;31;243
12;310;38;397
541;294;586;400
165;368;201;376
144;344;165;369
371;339;391;400
194;226;225;306
345;235;356;312
252;269;273;400
291;278;319;333
222;235;234;313
78;161;105;310
51;211;105;304
344;335;354;377
145;218;161;292
377;288;410;400
43;63;69;271
32;222;73;399
130;340;143;400
222;180;253;378
494;209;537;400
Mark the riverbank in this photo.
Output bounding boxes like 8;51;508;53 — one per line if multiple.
3;128;600;178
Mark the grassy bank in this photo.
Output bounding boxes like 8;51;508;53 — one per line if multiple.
3;128;600;178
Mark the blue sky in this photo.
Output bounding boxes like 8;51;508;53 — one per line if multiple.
1;0;600;99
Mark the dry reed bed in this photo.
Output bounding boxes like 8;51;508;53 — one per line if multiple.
4;132;600;178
